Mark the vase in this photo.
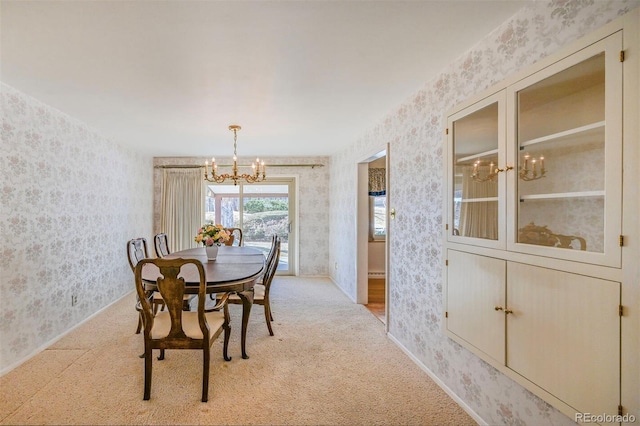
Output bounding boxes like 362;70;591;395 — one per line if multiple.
205;245;219;261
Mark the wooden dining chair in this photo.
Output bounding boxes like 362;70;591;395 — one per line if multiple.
219;235;281;336
127;238;166;333
153;233;170;258
134;257;231;402
256;234;277;286
223;227;243;246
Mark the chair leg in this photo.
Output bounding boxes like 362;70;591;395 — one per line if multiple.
223;321;231;362
264;304;274;336
137;315;145;357
266;297;274;321
202;348;210;402
143;349;152;400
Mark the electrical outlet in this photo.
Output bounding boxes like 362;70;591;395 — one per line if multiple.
71;294;78;306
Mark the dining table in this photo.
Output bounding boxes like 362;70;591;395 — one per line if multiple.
141;245;265;359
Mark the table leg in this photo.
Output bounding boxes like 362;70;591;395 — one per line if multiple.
236;288;254;359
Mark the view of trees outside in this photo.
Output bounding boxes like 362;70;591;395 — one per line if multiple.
205;187;289;270
243;198;289;241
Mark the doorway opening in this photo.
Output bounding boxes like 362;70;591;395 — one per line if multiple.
357;147;389;327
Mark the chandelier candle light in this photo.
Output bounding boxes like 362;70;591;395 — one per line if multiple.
471;159;498;182
471;153;545;183
204;125;266;186
519;153;546;181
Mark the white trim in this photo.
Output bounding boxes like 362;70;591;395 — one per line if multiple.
329;275;358;303
356;147;388;306
0;290;133;377
386;332;487;426
329;275;481;423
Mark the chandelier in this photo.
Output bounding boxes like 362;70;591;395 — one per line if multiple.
471;153;546;183
519;153;545;181
204;125;266;186
471;159;498;182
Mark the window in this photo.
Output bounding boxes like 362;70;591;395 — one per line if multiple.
368;165;386;240
370;195;386;240
205;178;295;274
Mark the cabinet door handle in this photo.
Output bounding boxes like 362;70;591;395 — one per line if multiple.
505;309;514;315
495;166;514;173
494;306;504;311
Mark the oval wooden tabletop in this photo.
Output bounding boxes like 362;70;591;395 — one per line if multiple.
141;246;265;286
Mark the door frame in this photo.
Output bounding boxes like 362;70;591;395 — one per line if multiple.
356;144;390;331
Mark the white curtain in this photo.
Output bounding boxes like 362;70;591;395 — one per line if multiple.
161;168;204;252
459;166;498;240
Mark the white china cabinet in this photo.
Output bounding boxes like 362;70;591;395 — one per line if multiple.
443;11;638;423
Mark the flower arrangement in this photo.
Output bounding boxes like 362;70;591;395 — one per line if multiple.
194;224;230;246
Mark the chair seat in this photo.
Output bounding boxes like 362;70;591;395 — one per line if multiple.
226;283;265;301
151;311;225;339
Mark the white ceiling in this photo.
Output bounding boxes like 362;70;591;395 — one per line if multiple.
1;1;530;158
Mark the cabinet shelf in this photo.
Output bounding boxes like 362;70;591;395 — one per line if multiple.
519;190;604;201
461;197;499;203
457;149;499;163
520;121;604;149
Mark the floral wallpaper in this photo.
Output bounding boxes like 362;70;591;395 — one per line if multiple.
329;1;638;425
152;157;330;276
0;84;153;372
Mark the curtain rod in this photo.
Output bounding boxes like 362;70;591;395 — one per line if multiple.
154;164;325;169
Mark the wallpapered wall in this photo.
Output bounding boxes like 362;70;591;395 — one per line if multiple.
152;157;330;276
328;1;638;425
0;84;153;372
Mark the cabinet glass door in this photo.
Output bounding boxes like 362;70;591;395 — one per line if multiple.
510;33;622;267
448;92;506;249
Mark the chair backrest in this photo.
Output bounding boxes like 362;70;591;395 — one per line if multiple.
223;228;243;246
262;237;281;291
134;257;210;341
154;233;170;258
127;238;149;272
264;234;278;269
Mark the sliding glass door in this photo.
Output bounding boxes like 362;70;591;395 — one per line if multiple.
205;178;295;274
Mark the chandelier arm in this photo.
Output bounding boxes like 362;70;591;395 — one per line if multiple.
203;124;266;185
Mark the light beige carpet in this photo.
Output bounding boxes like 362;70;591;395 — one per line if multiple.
1;277;475;425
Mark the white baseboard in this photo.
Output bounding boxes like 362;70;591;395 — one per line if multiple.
328;275;358;303
386;332;487;426
0;290;133;377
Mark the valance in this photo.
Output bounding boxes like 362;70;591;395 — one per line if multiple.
368;168;386;196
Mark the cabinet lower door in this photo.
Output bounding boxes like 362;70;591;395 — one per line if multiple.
447;250;505;364
506;263;620;416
